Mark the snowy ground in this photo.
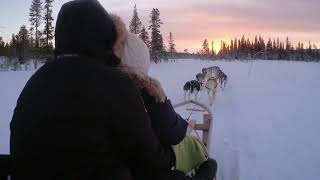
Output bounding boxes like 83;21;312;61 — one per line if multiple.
1;59;320;180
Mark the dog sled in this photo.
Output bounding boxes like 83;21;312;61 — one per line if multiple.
173;100;216;179
174;100;213;148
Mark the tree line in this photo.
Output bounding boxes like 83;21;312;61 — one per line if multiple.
129;5;320;62
214;36;320;61
0;0;54;70
1;1;320;69
128;5;177;63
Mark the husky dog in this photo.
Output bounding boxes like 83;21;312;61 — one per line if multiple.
196;73;206;90
217;70;228;90
183;80;201;101
205;77;218;106
202;66;221;78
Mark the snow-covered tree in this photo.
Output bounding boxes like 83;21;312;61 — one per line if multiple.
129;4;142;34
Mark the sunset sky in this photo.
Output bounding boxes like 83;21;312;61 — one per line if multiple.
1;0;319;52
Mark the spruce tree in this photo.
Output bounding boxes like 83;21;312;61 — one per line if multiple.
129;4;142;34
29;0;43;48
149;8;163;62
43;0;54;48
139;26;150;48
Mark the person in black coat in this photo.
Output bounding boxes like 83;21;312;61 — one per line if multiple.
9;1;189;180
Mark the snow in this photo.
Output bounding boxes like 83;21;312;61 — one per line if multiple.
1;59;320;180
0;71;35;154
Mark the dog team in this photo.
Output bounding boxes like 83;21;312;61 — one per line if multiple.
183;66;228;106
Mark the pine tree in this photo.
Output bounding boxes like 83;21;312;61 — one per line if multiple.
160;34;165;52
16;25;30;62
230;40;234;53
254;36;258;52
168;32;176;53
211;41;215;56
234;38;238;52
0;37;5;56
167;32;176;61
29;0;43;48
149;8;163;62
43;0;54;48
129;4;142;34
202;39;209;55
139;26;150;48
266;38;272;50
285;37;291;50
273;39;277;50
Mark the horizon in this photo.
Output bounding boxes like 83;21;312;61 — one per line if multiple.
0;0;320;53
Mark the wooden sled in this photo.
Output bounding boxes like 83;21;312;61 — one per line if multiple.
174;100;216;180
174;100;214;150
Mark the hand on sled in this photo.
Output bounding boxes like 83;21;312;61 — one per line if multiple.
187;120;196;134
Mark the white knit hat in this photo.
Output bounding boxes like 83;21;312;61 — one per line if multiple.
122;33;151;75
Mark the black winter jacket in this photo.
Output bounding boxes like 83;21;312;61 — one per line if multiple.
10;57;177;180
143;96;188;169
143;96;188;146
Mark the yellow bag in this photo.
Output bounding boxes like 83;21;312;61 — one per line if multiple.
172;135;209;173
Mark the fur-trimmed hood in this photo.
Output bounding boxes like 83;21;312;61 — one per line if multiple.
110;15;150;75
110;15;164;102
119;65;166;103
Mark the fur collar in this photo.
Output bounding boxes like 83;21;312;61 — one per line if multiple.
110;14;128;63
118;65;166;103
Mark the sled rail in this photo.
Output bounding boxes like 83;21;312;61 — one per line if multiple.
174;100;213;147
173;100;213;118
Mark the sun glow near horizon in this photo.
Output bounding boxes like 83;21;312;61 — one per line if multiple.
1;0;320;54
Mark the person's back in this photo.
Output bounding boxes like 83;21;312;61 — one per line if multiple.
11;57;129;179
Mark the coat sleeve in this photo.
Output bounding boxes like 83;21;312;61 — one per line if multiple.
143;95;188;146
107;75;172;179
